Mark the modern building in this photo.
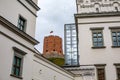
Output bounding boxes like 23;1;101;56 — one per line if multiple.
64;24;79;66
0;0;75;80
43;35;63;58
72;0;120;80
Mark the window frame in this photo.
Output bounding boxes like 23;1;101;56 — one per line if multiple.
10;47;27;79
90;27;106;49
109;27;120;48
17;15;27;32
114;63;120;80
95;64;106;80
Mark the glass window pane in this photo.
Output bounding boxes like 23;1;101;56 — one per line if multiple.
16;68;20;76
112;32;116;36
117;32;120;36
93;38;97;43
98;38;102;42
93;33;97;37
98;42;103;46
66;41;71;44
113;37;117;42
113;42;117;46
118;37;120;41
93;43;97;47
98;33;102;37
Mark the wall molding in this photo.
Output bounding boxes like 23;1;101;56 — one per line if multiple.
0;16;39;45
0;31;36;53
17;0;38;17
34;53;75;78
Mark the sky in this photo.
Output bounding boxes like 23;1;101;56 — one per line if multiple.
35;0;77;53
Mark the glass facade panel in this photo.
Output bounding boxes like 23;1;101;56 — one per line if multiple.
64;24;79;66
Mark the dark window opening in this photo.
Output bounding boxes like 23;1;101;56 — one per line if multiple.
18;16;26;31
96;8;99;13
46;50;48;52
12;56;21;77
97;68;105;80
115;7;119;12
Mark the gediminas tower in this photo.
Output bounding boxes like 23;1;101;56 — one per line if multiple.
43;35;63;58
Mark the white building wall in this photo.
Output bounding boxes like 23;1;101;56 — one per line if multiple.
0;33;34;80
0;0;37;37
32;55;74;80
0;1;75;80
77;16;120;80
0;25;34;49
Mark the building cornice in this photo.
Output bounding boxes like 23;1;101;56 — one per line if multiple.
75;12;120;18
0;16;39;45
17;0;38;17
25;0;40;11
34;53;75;77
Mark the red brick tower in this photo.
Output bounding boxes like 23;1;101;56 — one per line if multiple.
43;35;63;58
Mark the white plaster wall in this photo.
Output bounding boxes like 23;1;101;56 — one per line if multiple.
74;76;83;80
33;0;38;4
0;32;34;80
32;56;74;80
0;0;37;37
77;16;120;80
0;25;34;49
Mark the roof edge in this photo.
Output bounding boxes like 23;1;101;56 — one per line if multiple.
34;53;75;77
25;0;40;11
75;12;120;18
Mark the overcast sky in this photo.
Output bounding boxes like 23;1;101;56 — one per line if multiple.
35;0;76;53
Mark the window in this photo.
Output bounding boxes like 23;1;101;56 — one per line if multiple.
95;64;106;80
117;67;120;79
97;68;105;80
112;31;120;46
90;28;104;48
114;63;120;79
46;50;48;52
12;56;22;76
96;8;99;13
115;7;119;12
11;47;27;79
18;16;26;31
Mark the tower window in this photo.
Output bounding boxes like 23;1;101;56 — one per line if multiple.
46;50;48;52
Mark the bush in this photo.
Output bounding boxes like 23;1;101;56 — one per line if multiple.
48;58;65;66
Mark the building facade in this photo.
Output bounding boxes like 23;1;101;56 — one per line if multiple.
0;0;75;80
64;24;79;66
74;0;120;80
43;35;63;58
